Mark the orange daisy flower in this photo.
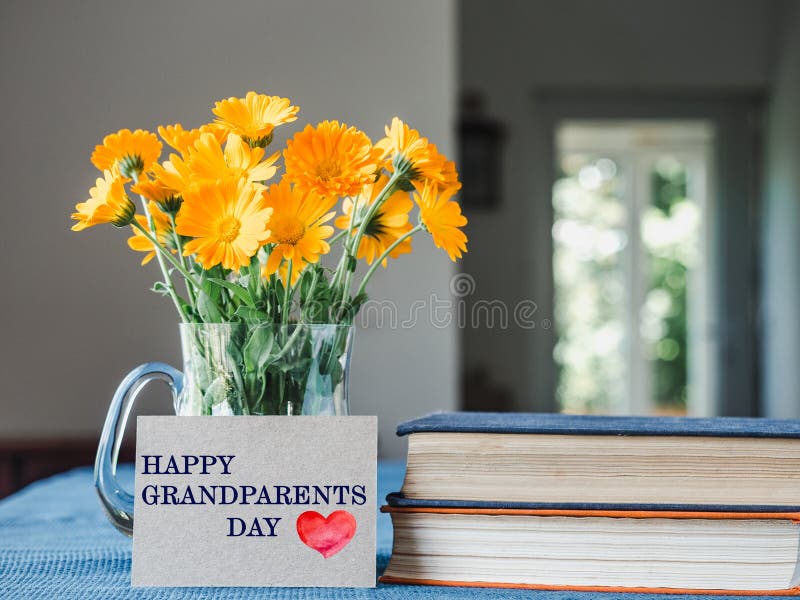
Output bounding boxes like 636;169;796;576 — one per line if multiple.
213;91;299;146
176;178;272;270
283;120;381;198
376;117;460;191
71;169;135;231
261;180;336;276
413;180;468;261
91;129;162;177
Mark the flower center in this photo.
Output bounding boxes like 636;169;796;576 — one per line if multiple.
272;216;305;245
216;216;241;243
315;158;342;181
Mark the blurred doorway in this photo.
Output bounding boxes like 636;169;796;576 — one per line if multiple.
553;121;715;416
530;92;761;418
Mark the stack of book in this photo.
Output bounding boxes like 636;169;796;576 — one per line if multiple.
380;412;800;594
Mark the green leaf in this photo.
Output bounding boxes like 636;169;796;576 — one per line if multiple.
199;272;222;303
244;371;258;401
233;305;269;322
208;278;255;307
248;254;261;299
177;296;195;321
150;281;170;296
274;279;285;302
243;326;275;373
226;331;245;366
197;289;223;323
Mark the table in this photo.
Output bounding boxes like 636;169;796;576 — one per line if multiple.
0;461;783;599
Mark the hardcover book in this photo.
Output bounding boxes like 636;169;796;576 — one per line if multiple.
393;412;800;511
380;506;800;594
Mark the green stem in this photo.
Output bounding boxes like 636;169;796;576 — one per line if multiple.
329;229;348;245
132;220;198;287
336;171;403;303
134;192;189;322
307;266;320;299
282;259;293;327
347;171;403;259
167;213;197;309
330;207;358;290
271;324;304;363
300;265;321;322
131;220;225;316
356;224;424;297
345;195;360;241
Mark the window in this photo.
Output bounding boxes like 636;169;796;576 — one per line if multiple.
552;120;715;416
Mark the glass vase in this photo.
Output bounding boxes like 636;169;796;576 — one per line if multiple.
177;323;353;416
94;323;354;535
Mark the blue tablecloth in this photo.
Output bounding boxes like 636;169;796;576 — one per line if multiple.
0;461;786;599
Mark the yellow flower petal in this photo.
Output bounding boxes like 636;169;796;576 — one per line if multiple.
131;177;182;213
158;123;228;156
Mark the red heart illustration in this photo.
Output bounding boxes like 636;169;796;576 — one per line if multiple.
296;510;357;558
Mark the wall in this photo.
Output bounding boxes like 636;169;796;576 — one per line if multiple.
0;0;457;458
459;0;778;411
762;2;800;418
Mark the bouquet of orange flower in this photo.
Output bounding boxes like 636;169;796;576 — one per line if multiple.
71;91;466;415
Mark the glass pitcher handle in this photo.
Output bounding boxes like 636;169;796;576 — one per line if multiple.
93;362;183;537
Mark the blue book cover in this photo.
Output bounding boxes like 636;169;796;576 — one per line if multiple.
397;411;800;438
385;492;800;513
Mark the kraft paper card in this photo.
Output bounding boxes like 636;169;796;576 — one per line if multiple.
131;416;377;587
